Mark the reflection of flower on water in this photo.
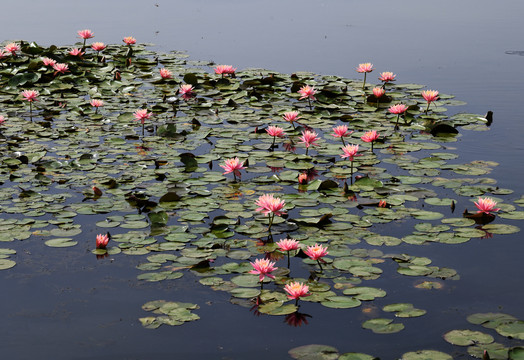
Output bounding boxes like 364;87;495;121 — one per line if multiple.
284;311;312;327
250;296;263;317
477;226;494;239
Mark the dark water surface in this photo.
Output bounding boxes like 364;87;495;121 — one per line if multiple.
2;1;524;359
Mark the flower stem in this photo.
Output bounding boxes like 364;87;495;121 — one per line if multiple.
425;102;430;114
317;259;323;272
287;250;290;268
341;137;346;147
267;213;274;231
362;73;367;90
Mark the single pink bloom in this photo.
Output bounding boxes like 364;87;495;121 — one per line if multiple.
422;89;439;104
474;197;500;214
266;125;285;138
133;109;153;124
42;57;56;67
91;42;106;52
21;90;39;102
284;281;310;300
379;71;396;82
0;115;6;124
304;243;328;261
220;157;246;175
96;233;109;249
298;85;316;100
123;36;136;45
52;63;69;74
378;200;387;208
249;258;277;281
277;238;300;252
283;111;301;123
361;130;379;143
255;194;286;216
373;87;385;98
356;62;374;73
159;68;172;79
341;144;361;161
331;125;353;138
299;130;319;148
90;99;104;108
179;84;194;95
388;104;409;115
214;65;237;75
69;48;85;57
4;43;20;55
298;173;308;185
77;29;94;39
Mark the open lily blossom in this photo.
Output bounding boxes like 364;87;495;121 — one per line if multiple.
266;125;285;138
332;125;352;138
91;42;106;52
123;36;136;45
96;233;109;249
379;71;396;83
283;111;301;123
373;87;385;98
389;104;408;115
90;99;104;108
42;57;56;67
341;144;360;161
474;197;500;214
356;62;374;73
255;194;286;217
21;90;39;102
299;130;320;151
52;63;69;74
214;65;236;76
133;109;152;124
69;48;84;57
77;29;94;39
249;258;277;281
422;89;439;113
361;130;379;143
304;243;328;261
284;282;310;300
179;84;194;96
298;85;316;100
220;157;246;175
159;68;172;79
4;42;20;55
0;115;6;124
277;238;300;252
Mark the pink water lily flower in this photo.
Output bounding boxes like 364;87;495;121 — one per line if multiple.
298;85;316;100
299;130;319;155
42;57;56;67
255;194;286;217
21;90;39;102
331;125;353;145
249;258;277;281
179;84;194;98
52;63;69;75
0;115;6;124
277;238;300;252
214;65;236;76
159;68;172;79
123;36;136;45
361;130;379;152
133;109;152;124
356;63;374;90
96;233;109;249
379;71;396;83
474;197;500;214
283;111;301;128
90;99;104;108
422;89;439;113
266;125;285;138
69;48;84;57
91;42;106;52
304;243;329;261
389;104;408;115
373;87;385;98
284;281;310;300
341;144;360;161
4;43;20;55
77;29;94;39
220;157;246;181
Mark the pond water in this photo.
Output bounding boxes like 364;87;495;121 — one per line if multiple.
2;1;524;359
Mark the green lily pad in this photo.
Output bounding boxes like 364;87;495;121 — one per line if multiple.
444;329;494;346
289;344;339;360
361;318;404;334
0;259;16;270
401;350;453;360
44;238;78;248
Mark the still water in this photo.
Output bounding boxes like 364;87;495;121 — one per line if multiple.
2;1;524;359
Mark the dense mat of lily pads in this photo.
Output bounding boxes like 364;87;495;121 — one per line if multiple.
0;38;523;359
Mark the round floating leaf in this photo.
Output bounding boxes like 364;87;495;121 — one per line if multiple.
321;296;361;309
44;238;78;248
467;343;509;360
288;344;339;360
509;347;524;360
444;329;494;346
382;303;426;318
342;287;386;301
339;353;377;360
467;313;517;328
401;350;452;360
481;224;520;235
362;318;404;334
0;259;16;270
496;321;524;340
230;287;261;299
258;302;297;315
